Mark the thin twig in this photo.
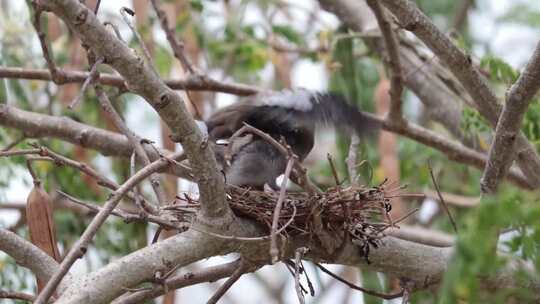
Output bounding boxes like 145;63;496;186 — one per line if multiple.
56;191;182;230
30;1;65;84
26;158;39;183
294;247;309;304
119;7;155;71
428;162;458;233
206;259;247;304
0;67;260;96
0;289;37;302
104;21;124;42
366;0;404;122
68;57;104;109
1;134;26;152
38;143;120;189
393;208;419;226
115;260;248;304
315;263;404;299
94;0;102;15
0;148;41;157
346;135;361;185
270;158;295;263
451;0;474;32
1;144;150;207
95;85;167;207
327;153;341;185
149;0;197;74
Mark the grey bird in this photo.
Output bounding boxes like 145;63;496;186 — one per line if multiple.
204;89;380;189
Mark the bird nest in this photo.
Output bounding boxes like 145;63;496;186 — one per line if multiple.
166;179;407;260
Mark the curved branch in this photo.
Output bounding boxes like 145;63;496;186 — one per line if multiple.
0;228;72;290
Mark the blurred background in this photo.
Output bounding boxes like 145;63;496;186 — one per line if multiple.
1;0;540;303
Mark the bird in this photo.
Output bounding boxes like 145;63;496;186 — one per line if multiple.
203;89;380;189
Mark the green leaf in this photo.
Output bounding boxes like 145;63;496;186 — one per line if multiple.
480;54;519;84
0;78;7;104
272;25;301;44
190;0;204;12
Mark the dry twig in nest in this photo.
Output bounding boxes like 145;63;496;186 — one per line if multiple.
167;179;410;262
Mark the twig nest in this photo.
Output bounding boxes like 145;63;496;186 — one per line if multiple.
167;180;406;262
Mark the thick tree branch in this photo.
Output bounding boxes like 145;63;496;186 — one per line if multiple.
481;41;540;193
0;67;260;96
113;260;245;304
378;0;540;188
387;225;454;247
52;226;540;303
0;228;71;290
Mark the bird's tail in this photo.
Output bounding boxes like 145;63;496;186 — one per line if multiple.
256;89;381;136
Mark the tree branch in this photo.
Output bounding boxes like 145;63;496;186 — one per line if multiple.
387;225;454;247
0;104;191;179
0;67;260;96
206;259;248;304
51;226;540;303
113;260;245;304
481;40;540;193
0;289;36;302
318;0;473;154
365;113;533;189
366;0;404;122
0;228;71;290
150;0;197;74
